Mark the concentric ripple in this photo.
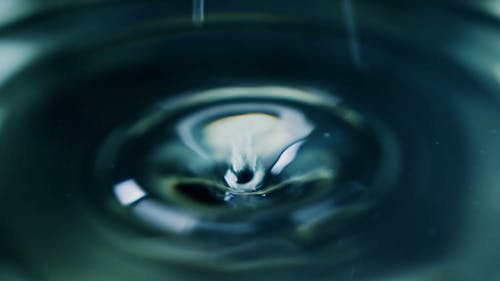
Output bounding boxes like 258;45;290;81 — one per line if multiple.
95;86;399;266
1;1;500;280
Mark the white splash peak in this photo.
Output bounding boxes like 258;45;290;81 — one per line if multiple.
178;103;314;191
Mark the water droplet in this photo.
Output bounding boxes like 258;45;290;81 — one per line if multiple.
192;0;205;27
342;0;362;67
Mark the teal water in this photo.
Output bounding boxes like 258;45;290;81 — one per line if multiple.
0;1;500;281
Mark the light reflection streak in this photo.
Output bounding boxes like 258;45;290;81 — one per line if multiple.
292;200;337;232
0;41;38;86
271;140;305;175
114;180;200;234
113;179;147;206
484;0;500;18
0;0;32;27
134;199;198;234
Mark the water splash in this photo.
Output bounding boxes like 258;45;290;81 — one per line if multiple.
179;103;314;192
224;135;264;191
99;86;392;236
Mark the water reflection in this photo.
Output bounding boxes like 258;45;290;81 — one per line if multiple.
0;1;499;281
113;179;146;206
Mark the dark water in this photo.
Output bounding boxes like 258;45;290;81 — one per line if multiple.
1;1;500;281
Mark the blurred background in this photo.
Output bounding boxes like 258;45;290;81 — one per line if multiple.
1;1;500;280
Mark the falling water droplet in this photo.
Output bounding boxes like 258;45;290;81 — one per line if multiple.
192;0;205;27
342;0;362;67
